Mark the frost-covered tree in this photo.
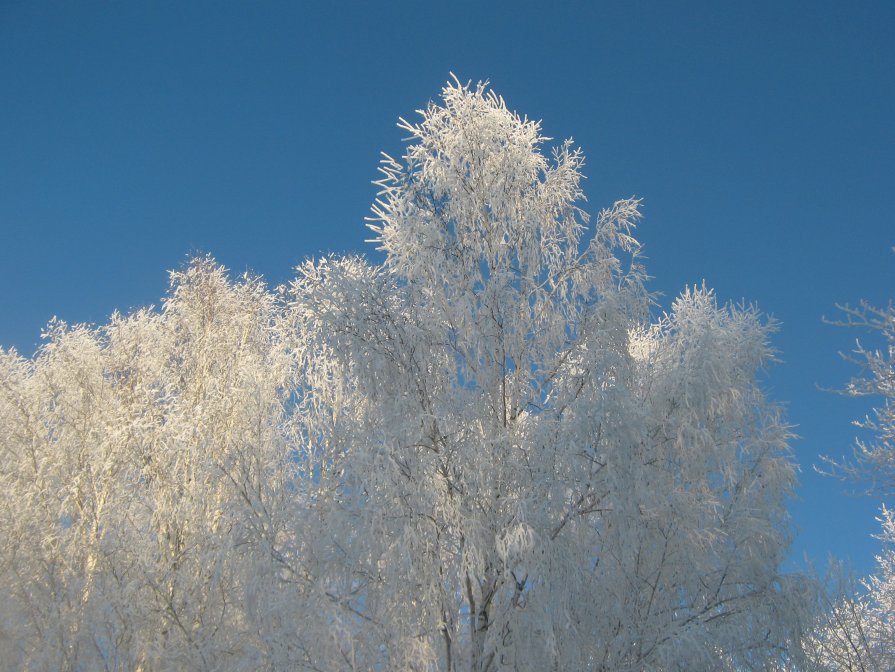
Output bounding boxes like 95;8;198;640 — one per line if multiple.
0;78;805;671
0;260;327;671
823;297;895;495
288;78;803;671
803;510;895;672
805;292;895;672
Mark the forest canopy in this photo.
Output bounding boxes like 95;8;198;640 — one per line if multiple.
0;78;864;672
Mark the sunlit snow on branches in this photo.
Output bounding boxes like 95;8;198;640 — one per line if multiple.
0;78;810;671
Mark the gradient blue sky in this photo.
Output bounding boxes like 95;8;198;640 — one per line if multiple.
2;1;893;577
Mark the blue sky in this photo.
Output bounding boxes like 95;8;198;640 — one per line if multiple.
1;1;893;577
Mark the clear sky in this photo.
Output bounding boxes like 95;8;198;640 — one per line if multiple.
1;1;893;577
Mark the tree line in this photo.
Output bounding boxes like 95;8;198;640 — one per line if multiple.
0;78;891;671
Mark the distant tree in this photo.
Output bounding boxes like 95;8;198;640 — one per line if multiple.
0;78;805;671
